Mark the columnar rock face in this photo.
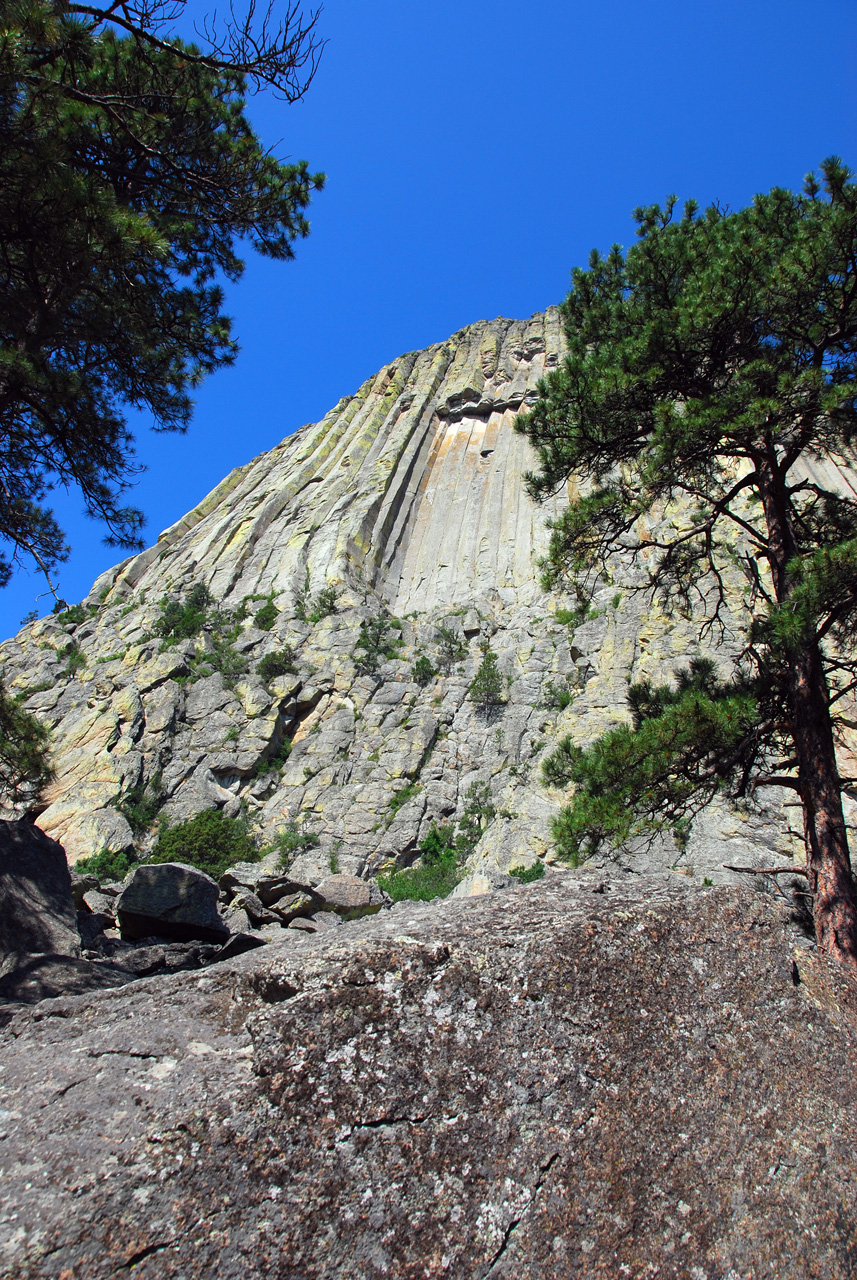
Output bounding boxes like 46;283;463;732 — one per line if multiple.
0;311;824;880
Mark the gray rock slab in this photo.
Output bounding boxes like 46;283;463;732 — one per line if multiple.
81;889;117;920
0;954;136;1015
0;878;854;1279
449;866;514;897
116;863;228;943
69;872;99;908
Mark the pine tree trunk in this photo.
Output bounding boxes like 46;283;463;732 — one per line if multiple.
789;641;857;968
757;453;857;970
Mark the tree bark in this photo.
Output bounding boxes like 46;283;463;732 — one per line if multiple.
757;451;857;970
789;640;857;967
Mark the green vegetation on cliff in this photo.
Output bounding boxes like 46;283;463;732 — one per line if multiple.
151;810;259;881
0;681;53;806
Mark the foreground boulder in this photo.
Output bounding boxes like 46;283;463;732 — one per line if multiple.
0;875;855;1279
0;820;80;970
115;862;228;943
0;821;141;1008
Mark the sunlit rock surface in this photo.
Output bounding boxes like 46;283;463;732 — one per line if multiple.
0;310;821;880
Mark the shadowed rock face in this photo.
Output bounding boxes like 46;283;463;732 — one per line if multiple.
2;309;853;884
0;821;79;972
0;875;855;1279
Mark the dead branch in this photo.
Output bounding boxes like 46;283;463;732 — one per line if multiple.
723;863;809;877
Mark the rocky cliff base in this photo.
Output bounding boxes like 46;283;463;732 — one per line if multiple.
1;872;855;1279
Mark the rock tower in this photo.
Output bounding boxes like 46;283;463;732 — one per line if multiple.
0;310;807;881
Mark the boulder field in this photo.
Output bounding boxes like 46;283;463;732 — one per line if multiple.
1;873;856;1279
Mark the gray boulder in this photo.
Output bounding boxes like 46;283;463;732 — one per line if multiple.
69;871;99;908
219;856;307;908
0;820;80;974
313;872;390;920
110;941;221;977
221;904;254;935
116;863;228;943
0;821;146;1011
82;889;117;921
216;932;267;962
450;866;515;897
267;889;321;923
0;955;136;1013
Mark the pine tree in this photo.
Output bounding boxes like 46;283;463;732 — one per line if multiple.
517;159;857;970
0;681;53;808
469;646;506;719
0;0;323;592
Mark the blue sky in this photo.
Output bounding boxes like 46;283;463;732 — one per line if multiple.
3;0;856;635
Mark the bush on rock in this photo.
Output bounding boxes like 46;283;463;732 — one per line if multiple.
151;810;259;881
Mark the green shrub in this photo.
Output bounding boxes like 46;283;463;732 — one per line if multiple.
420;822;456;861
435;623;467;672
206;628;248;686
469;647;506;717
115;775;163;834
150;809;259;880
257;648;298;681
74;847;138;882
254;598;278;631
542;677;575;711
377;823;461;902
411;654;435;686
308;586;338;623
13;681;54;701
253;737;292;776
389;781;419;815
167;599;248;688
63;642;86;676
354;612;402;675
455;780;496;855
555;605;586;630
54;601;87;626
0;678;54;802
509;861;546;884
264;819;320;871
154;583;213;642
295;572;338;624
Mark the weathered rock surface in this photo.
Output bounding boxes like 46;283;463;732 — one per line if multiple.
116;862;229;943
0;874;854;1278
0;820;79;971
451;866;515;897
312;871;389;917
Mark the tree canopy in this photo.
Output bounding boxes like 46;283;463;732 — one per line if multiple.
0;0;323;593
517;159;857;970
